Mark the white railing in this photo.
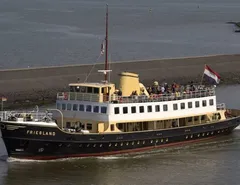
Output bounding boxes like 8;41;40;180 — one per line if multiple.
217;103;226;110
0;111;53;122
57;87;215;104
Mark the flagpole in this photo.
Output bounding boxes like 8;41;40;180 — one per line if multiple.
1;99;3;111
200;64;206;85
104;4;109;82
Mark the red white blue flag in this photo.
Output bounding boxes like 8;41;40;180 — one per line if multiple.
204;65;220;84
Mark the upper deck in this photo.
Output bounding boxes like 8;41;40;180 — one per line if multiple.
57;71;216;105
57;86;215;104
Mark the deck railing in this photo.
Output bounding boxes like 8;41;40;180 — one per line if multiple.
0;111;53;122
217;103;226;110
57;87;215;104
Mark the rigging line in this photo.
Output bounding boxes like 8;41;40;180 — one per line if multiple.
84;53;102;83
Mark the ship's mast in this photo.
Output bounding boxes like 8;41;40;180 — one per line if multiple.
104;4;109;82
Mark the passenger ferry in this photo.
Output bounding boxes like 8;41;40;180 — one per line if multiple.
0;5;240;160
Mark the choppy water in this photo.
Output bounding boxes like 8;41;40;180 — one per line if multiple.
0;85;239;185
0;0;240;69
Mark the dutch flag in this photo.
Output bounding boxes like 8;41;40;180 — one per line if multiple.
203;65;220;85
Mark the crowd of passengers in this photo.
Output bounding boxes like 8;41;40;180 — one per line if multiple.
146;81;201;95
114;81;214;99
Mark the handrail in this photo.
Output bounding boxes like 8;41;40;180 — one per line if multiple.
217;103;226;110
47;109;63;129
0;111;53;122
57;88;215;104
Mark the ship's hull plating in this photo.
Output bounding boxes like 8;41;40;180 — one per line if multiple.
1;117;240;160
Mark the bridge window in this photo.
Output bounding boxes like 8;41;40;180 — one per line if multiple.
139;106;144;113
86;105;92;112
101;106;107;113
93;106;99;113
180;103;185;109
62;104;66;110
79;104;84;111
173;104;178;110
131;106;136;113
202;100;207;107
75;86;80;92
73;104;78;111
155;105;160;112
80;86;86;93
195;101;200;108
163;105;168;111
67;103;72;111
114;107;119;114
93;88;99;94
188;102;192;109
87;87;93;93
147;106;152;112
123;107;128;114
209;99;214;106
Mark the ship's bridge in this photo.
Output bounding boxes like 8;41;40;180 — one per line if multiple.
57;82;116;102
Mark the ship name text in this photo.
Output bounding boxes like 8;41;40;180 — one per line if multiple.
26;130;56;136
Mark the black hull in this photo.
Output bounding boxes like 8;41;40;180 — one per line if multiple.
1;117;240;160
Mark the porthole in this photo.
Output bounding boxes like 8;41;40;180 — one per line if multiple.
93;144;96;147
198;134;200;137
161;139;164;143
207;132;209;136
100;144;102;147
137;141;140;145
126;142;129;146
156;139;159;143
211;132;214;135
186;135;188;139
222;130;224;133
87;144;90;147
143;141;145;144
132;141;134;145
166;138;168;142
79;144;82;147
115;143;118;147
218;131;220;133
202;133;205;136
59;143;62;147
109;143;112;147
121;143;123;146
190;135;193;138
150;140;153;143
67;144;71;147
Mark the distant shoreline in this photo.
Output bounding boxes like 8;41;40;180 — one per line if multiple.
1;54;240;108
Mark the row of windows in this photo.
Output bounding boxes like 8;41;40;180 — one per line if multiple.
114;99;214;114
173;99;214;111
57;103;107;114
70;86;100;94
